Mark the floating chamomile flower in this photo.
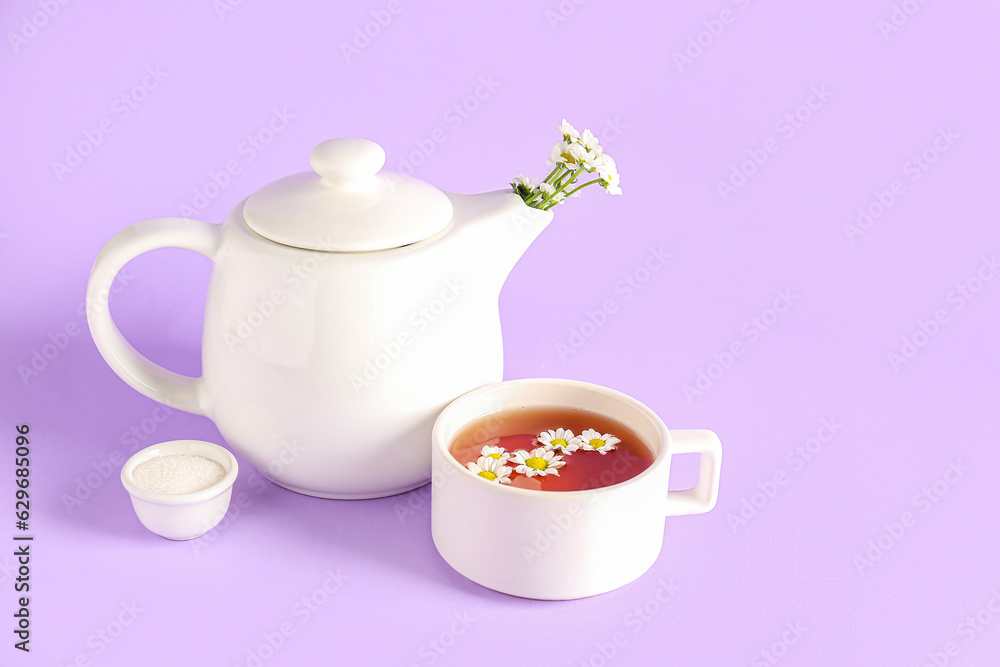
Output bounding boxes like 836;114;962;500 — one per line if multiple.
579;429;620;455
466;456;512;484
480;445;509;463
537;428;580;454
510;447;566;477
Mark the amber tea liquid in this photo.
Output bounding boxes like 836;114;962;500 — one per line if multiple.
449;406;655;491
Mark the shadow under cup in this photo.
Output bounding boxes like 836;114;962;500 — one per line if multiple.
430;378;721;600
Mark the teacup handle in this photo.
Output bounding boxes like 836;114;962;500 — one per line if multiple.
86;217;221;416
664;429;722;516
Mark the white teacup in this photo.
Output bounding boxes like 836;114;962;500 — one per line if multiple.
431;378;722;600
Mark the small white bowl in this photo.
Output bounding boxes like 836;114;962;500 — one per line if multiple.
121;440;238;540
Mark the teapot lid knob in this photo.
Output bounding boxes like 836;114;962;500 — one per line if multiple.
309;138;385;184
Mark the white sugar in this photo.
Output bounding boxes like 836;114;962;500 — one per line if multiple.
132;455;226;494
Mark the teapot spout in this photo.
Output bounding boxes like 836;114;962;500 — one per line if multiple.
439;189;554;291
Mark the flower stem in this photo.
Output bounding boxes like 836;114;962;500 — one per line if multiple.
555;165;577;188
541;165;563;185
524;166;565;206
540;167;585;209
562;178;602;199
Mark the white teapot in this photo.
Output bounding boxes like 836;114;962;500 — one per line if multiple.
87;138;553;499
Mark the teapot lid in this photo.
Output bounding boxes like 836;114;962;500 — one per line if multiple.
243;138;453;252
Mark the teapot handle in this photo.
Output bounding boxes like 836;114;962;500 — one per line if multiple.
86;217;221;416
664;429;722;516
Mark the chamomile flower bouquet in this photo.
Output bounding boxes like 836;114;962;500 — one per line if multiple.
511;119;621;210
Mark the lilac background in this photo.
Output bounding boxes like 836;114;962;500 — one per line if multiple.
2;0;999;665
